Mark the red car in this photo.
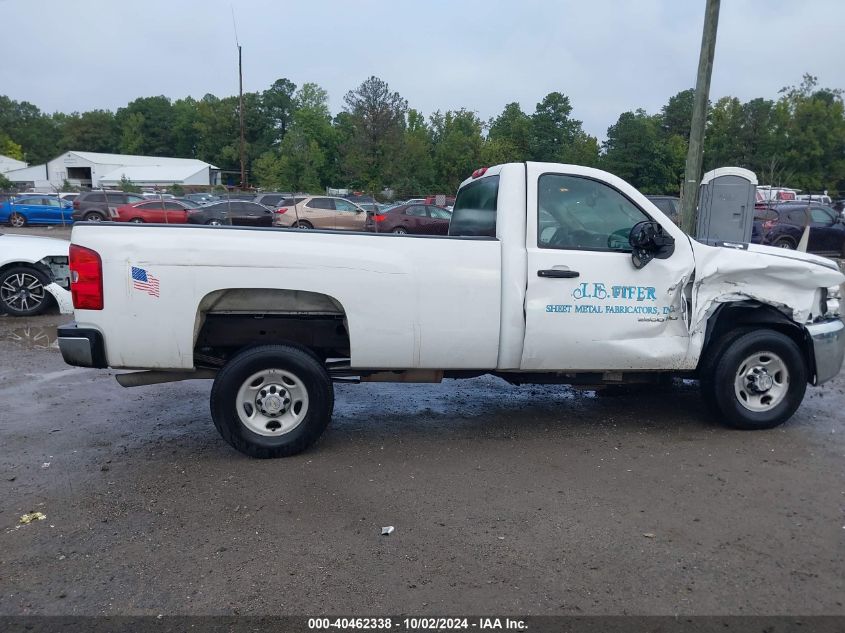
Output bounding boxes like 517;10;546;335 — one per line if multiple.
365;203;452;234
113;199;195;224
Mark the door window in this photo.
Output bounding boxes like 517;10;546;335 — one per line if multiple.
126;195;145;204
427;206;452;220
406;206;426;217
334;199;359;212
306;198;335;210
538;174;650;251
810;207;836;225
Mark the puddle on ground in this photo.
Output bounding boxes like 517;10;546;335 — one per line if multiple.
8;326;58;350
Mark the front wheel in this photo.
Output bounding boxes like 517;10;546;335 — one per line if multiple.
392;226;408;234
210;344;334;458
772;237;795;249
9;212;27;228
84;211;105;222
292;220;312;229
206;219;223;226
129;217;144;223
701;329;807;430
0;266;49;316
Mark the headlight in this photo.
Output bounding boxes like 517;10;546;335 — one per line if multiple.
822;285;841;317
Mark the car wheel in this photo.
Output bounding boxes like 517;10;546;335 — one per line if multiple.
772;237;795;249
206;219;223;226
210;344;334;458
701;329;806;430
392;227;408;234
84;211;105;222
292;221;313;229
0;266;50;316
9;212;26;228
129;218;144;223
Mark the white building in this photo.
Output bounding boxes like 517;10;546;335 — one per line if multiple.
4;151;220;190
0;154;27;174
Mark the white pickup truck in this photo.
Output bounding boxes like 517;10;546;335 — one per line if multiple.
58;163;845;458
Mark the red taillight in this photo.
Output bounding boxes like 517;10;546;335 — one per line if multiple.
69;245;103;310
372;214;386;222
471;167;488;179
275;207;288;214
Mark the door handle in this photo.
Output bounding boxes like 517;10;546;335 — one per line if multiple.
537;269;579;278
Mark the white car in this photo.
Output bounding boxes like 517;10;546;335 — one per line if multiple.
58;162;844;458
0;233;73;316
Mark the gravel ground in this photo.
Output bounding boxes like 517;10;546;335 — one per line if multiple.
0;306;843;616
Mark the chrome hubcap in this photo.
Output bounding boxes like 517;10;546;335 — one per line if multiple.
10;214;25;227
734;351;789;412
1;273;45;312
236;369;309;436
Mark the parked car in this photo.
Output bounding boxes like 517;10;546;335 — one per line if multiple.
57;162;844;458
1;195;73;227
254;192;294;208
58;192;79;203
72;191;146;222
795;194;832;205
645;195;680;225
113;199;197;224
142;192;175;200
0;233;72;316
172;197;202;208
185;193;218;205
273;196;368;230
365;203;452;234
186;200;274;226
752;203;845;256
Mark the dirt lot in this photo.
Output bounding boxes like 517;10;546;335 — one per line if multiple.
0;303;843;617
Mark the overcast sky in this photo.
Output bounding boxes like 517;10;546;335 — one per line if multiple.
2;0;842;140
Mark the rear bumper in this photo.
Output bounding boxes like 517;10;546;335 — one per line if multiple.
57;322;107;368
805;319;845;385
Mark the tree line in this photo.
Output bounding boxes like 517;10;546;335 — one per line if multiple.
1;73;842;197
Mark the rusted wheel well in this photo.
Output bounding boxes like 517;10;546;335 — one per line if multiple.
192;289;350;368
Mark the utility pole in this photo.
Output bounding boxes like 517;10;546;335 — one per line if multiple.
238;44;246;190
679;0;721;236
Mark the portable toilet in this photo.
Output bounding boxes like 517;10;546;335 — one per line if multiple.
696;167;758;244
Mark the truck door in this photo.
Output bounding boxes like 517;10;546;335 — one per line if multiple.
520;167;695;371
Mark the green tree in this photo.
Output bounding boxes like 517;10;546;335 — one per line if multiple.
0;173;12;190
116;96;175;156
341;76;408;191
660;89;695;140
530;92;584;162
170;183;185;196
430;109;484;191
486;102;532;162
119;112;145;154
57;109;119;153
261;78;297;144
119;174;141;193
602;109;680;194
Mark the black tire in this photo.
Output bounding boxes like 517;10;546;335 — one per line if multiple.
83;211;106;222
392;227;408;234
292;220;313;229
0;265;50;316
772;237;795;249
8;212;27;228
129;217;144;223
210;344;334;458
701;329;807;430
206;219;223;226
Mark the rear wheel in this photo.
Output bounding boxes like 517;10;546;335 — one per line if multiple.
9;212;26;228
83;211;105;222
206;218;223;226
0;266;50;316
129;217;144;223
772;237;795;249
392;226;408;234
210;344;334;458
700;329;806;430
292;220;313;229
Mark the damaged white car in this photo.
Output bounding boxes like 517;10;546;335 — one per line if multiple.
0;233;72;316
57;163;844;458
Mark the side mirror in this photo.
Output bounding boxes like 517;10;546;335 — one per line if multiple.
629;220;675;269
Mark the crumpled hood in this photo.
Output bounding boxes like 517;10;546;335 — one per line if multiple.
745;242;841;272
689;239;844;334
0;234;70;265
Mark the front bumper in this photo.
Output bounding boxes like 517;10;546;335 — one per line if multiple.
57;322;107;368
805;319;845;385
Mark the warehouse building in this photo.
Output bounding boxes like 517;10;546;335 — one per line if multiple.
3;151;220;190
0;154;27;174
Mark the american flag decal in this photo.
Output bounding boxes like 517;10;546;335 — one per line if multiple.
131;266;160;297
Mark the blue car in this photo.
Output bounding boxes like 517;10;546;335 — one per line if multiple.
0;195;74;227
